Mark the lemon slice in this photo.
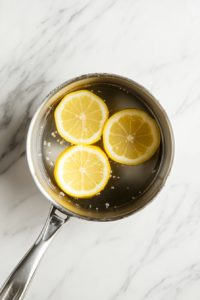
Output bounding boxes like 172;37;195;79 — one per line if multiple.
54;90;108;145
103;109;160;165
54;145;111;198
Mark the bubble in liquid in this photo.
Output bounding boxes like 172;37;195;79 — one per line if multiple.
127;187;129;189
117;177;120;179
111;186;114;189
105;203;109;208
50;161;54;166
57;139;60;142
46;157;49;161
48;142;51;147
152;170;156;173
59;192;65;196
51;132;56;137
55;131;57;133
60;140;65;145
96;207;98;210
38;153;42;156
48;150;51;154
139;191;141;194
44;141;47;145
91;90;93;92
89;205;92;208
132;196;135;199
113;176;116;178
76;204;80;207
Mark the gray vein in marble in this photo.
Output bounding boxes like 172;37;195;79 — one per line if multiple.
109;183;190;300
0;79;46;175
143;262;200;300
3;211;45;237
172;93;200;118
7;192;40;214
0;0;117;176
46;268;74;300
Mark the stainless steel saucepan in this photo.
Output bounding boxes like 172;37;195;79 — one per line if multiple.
0;73;174;300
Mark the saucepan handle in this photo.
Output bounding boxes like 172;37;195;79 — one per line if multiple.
0;205;70;300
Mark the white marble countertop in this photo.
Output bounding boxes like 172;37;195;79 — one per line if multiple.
1;0;200;299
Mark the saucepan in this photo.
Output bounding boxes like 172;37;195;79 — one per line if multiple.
0;73;174;300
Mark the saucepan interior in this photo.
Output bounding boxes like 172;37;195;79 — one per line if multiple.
27;73;174;221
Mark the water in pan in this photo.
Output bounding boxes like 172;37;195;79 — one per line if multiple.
41;83;162;211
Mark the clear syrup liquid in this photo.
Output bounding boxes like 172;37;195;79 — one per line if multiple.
41;83;162;211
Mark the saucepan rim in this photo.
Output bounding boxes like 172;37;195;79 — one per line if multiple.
26;72;175;222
